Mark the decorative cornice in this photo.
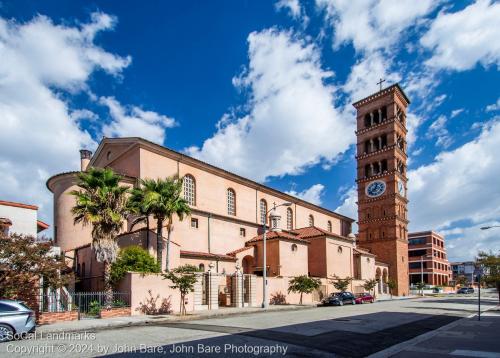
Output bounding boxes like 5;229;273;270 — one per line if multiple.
357;193;409;204
356;144;408;161
356;170;407;184
352;83;411;108
358;215;409;225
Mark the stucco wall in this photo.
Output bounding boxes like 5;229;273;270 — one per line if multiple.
0;204;37;236
326;239;354;278
278;240;308;277
118;272;194;315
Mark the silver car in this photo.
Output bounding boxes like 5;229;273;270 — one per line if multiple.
0;300;36;342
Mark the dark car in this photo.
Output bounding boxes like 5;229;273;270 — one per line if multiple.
0;300;36;342
321;292;356;306
457;287;474;294
355;293;375;304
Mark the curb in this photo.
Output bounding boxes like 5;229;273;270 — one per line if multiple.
37;304;317;334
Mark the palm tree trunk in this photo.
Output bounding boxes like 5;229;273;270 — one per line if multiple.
156;218;163;266
103;262;113;310
146;216;150;250
166;227;172;272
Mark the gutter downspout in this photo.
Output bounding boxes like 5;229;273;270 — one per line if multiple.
207;213;211;254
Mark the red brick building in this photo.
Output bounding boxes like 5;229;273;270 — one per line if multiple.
354;84;410;296
408;231;452;286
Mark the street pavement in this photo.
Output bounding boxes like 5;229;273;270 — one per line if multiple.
1;293;498;357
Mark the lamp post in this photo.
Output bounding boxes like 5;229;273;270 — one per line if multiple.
420;254;432;296
262;201;292;309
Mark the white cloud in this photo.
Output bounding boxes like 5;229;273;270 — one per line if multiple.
0;13;130;225
316;0;437;53
421;0;500;71
100;96;177;144
427;115;453;148
275;0;309;26
451;108;464;118
335;186;357;225
486;98;500;112
187;29;354;181
286;184;325;205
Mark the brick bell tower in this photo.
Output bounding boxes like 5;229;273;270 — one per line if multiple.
353;83;410;296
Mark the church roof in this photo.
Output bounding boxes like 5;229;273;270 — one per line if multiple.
291;226;353;241
246;230;309;245
180;250;237;262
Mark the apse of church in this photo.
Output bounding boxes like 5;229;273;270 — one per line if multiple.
353;84;410;296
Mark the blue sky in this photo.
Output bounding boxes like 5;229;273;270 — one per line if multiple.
0;0;499;261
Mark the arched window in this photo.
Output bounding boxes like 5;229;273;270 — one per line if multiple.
308;214;314;227
338;246;343;254
291;244;298;252
286;208;293;230
183;175;196;206
227;188;236;216
327;220;332;232
260;199;267;224
199;263;205;271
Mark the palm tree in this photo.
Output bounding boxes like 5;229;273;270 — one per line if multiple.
127;187;152;248
140;176;191;270
70;168;130;307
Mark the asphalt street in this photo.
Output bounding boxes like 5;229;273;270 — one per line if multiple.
1;293;498;358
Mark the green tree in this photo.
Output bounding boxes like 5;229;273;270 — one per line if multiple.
288;275;321;305
363;278;378;298
456;275;469;287
386;279;397;299
0;233;71;299
163;264;200;315
140;176;191;270
110;246;160;285
476;251;500;303
330;276;352;293
70;167;130;307
416;281;426;296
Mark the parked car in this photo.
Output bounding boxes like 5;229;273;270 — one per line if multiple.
355;293;375;304
457;287;474;294
0;299;36;343
321;292;356;306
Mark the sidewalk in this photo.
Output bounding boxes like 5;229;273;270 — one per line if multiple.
36;304;316;334
372;306;500;357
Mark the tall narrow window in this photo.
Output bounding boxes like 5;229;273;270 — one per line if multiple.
183;175;196;206
260;199;267;225
327;220;332;232
227;188;236;216
286;208;293;230
308;214;314;227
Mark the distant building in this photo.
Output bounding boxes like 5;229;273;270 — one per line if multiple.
408;231;452;286
0;200;49;237
450;261;479;285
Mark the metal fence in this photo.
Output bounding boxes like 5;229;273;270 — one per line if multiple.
38;290;130;319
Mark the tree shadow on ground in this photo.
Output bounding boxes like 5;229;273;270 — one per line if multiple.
105;311;462;357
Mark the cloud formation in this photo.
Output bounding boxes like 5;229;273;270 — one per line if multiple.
187;29;353;182
286;184;325;205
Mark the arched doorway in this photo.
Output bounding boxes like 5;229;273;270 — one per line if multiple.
376;267;382;295
382;269;388;294
242;255;254;274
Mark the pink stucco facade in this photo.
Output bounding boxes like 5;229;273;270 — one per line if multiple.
47;137;392;301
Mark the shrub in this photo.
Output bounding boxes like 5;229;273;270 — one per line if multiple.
110;246;160;285
270;292;287;305
288;275;321;305
88;300;101;316
163;264;201;315
112;299;127;308
136;290;173;315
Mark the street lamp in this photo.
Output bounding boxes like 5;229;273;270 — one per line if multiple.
420;254;432;296
262;201;292;309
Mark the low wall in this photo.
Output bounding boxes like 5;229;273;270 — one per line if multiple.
118;272;194;315
100;307;131;319
38;311;78;325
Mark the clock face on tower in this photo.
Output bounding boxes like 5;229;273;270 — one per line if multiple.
366;180;386;198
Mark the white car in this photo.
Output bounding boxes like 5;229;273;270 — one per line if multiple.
0;300;36;342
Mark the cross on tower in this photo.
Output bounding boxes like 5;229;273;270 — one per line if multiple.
377;78;386;91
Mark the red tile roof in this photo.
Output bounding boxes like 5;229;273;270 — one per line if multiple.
246;230;309;244
180;250;237;262
353;247;376;257
227;246;253;257
291;226;353;241
0;200;38;210
37;220;49;231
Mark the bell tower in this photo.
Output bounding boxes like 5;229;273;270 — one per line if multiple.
353;83;410;296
